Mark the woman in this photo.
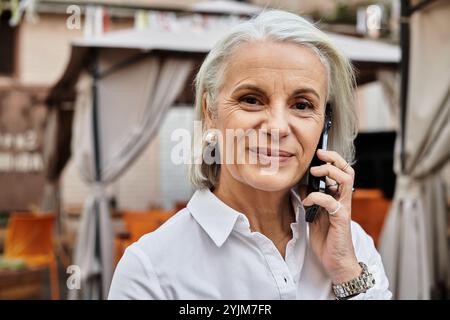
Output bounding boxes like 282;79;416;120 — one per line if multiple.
108;10;392;300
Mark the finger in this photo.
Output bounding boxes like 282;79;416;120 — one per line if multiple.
311;164;353;201
317;149;354;177
310;163;353;188
325;177;339;190
302;192;342;215
325;177;339;192
303;192;350;223
326;177;337;185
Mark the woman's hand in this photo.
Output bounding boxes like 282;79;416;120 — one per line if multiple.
302;149;361;284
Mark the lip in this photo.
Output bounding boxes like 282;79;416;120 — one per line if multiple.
248;147;295;157
248;147;295;165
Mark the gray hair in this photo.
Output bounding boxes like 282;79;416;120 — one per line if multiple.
189;9;358;190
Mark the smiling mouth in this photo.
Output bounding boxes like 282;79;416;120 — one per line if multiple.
248;147;295;159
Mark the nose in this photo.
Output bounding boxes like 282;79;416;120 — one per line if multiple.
261;104;291;138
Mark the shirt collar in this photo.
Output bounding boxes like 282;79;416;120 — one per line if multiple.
187;187;306;248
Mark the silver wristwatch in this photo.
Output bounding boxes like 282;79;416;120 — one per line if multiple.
332;262;375;300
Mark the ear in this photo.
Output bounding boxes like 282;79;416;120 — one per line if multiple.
202;92;215;129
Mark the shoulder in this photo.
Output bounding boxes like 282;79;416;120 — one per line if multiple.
130;207;206;264
109;208;204;299
134;207;195;244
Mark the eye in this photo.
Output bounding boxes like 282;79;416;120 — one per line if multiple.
292;100;312;110
240;96;261;105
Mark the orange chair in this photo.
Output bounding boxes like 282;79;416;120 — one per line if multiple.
3;213;59;300
174;201;188;212
351;189;391;247
115;210;175;264
123;210;175;243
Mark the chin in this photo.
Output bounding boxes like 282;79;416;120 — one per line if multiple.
238;164;300;192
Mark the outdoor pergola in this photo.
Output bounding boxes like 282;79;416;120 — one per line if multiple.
44;0;450;300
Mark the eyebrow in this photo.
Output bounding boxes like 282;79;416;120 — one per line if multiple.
232;84;321;101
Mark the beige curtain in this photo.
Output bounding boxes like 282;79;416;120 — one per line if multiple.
379;1;450;299
68;51;193;299
377;69;400;130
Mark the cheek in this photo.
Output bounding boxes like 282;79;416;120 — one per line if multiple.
217;109;262;160
218;106;261;130
292;120;323;160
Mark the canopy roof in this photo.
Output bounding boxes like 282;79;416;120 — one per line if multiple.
40;0;263;15
48;20;399;105
71;23;400;62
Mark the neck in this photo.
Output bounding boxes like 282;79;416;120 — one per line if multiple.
212;173;295;244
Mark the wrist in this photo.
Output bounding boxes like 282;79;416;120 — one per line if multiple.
332;262;376;300
330;262;362;285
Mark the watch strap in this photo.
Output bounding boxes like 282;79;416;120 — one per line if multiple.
332;262;375;300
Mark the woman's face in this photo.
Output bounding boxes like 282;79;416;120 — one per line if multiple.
206;40;328;192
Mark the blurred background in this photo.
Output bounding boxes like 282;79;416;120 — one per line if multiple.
0;0;448;300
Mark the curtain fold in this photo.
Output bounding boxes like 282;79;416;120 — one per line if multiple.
379;1;450;299
68;53;193;299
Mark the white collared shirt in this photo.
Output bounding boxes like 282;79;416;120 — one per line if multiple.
108;188;392;300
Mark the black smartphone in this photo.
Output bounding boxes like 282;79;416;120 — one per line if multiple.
304;104;332;223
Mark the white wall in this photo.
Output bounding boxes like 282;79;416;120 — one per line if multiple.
19;14;82;86
158;106;195;209
18;13;133;86
356;81;396;132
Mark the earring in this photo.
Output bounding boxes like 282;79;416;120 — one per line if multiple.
204;131;217;147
